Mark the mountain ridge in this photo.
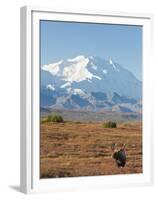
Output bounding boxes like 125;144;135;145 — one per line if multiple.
41;55;142;113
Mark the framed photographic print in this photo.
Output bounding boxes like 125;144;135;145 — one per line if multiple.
20;6;153;193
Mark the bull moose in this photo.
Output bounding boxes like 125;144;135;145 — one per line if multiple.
111;143;126;168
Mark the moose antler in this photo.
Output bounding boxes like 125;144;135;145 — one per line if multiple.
111;143;117;151
122;143;126;150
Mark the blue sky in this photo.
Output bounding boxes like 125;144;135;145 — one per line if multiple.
40;20;142;81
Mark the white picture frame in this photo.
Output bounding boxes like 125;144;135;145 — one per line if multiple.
20;6;153;194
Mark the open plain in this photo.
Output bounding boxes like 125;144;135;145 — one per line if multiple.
40;120;142;178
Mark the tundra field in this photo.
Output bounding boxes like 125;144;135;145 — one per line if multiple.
40;120;142;178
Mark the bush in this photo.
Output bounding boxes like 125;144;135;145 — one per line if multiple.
103;121;117;128
47;114;64;123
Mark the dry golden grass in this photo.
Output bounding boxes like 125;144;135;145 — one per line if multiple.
40;121;142;178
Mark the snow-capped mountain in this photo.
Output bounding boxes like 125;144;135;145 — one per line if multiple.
41;55;142;112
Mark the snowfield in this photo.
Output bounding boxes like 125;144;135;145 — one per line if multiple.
40;55;142;112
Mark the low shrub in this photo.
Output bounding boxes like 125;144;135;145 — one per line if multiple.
47;114;64;123
103;121;117;128
74;121;82;124
40;118;47;124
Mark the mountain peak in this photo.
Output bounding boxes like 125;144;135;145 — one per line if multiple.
42;60;63;75
67;55;86;62
41;55;141;100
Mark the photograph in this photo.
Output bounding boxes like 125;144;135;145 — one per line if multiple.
40;20;142;179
